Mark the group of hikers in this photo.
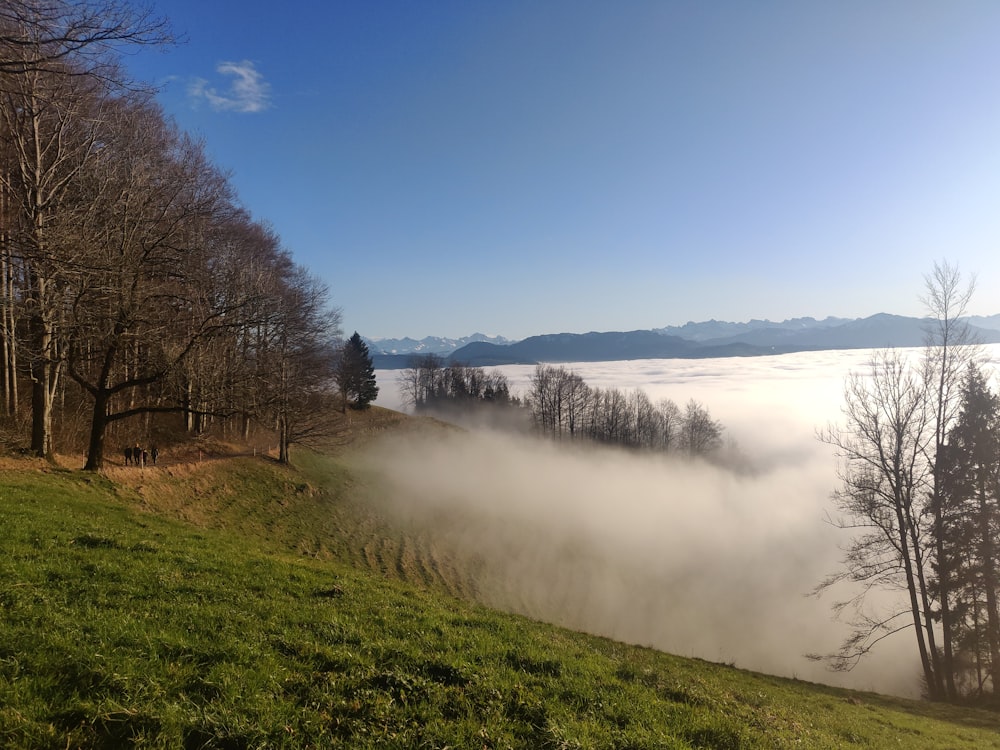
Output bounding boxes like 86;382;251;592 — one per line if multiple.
123;444;158;467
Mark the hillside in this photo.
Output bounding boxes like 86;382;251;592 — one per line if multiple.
3;409;1000;747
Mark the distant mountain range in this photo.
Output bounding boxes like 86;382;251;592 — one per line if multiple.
371;314;1000;369
366;333;513;356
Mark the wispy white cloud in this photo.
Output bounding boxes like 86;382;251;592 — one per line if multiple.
188;60;271;113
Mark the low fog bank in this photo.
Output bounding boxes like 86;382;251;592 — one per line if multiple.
366;349;970;696
362;428;921;698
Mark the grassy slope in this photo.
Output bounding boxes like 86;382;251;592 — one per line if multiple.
2;411;1000;748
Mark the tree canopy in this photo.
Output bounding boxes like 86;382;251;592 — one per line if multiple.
335;332;379;411
815;262;1000;703
0;1;342;467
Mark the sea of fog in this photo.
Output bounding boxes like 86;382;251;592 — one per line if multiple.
368;345;1000;697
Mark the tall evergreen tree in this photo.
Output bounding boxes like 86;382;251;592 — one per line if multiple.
336;332;378;411
938;365;1000;699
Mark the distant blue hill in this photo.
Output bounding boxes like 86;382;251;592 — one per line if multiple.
654;316;851;342
372;313;1000;369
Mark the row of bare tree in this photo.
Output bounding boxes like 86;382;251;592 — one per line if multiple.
816;261;1000;703
527;364;723;456
399;356;724;457
399;354;514;410
0;2;342;467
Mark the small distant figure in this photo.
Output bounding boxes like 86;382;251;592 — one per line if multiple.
124;446;133;466
150;446;158;466
134;443;143;467
141;449;148;467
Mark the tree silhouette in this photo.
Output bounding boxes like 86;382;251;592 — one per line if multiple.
336;332;378;411
937;365;1000;697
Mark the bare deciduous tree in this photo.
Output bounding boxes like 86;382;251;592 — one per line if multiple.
63;98;248;469
816;350;943;697
680;398;722;457
0;61;110;456
921;260;981;699
0;0;171;457
398;353;443;410
0;1;171;78
258;266;341;464
657;397;682;453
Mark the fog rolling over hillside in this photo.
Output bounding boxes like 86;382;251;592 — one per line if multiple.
363;429;916;697
362;347;991;697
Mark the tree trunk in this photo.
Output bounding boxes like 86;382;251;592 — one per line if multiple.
278;413;289;464
83;390;110;471
923;260;978;701
934;476;958;699
29;325;59;459
977;476;1000;698
896;498;938;697
27;271;57;458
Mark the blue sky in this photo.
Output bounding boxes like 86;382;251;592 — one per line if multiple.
128;1;1000;340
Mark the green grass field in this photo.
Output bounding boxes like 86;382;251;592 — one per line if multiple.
3;421;1000;748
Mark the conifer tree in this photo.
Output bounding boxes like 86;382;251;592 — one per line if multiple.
336;332;379;411
938;365;1000;697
